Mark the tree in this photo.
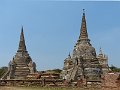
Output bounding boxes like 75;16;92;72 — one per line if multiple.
109;65;120;72
46;69;62;74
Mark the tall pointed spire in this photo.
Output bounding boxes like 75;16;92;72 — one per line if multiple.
99;47;103;55
68;52;71;58
79;9;89;40
17;26;27;52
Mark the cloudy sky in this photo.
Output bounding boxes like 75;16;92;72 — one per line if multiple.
0;1;120;70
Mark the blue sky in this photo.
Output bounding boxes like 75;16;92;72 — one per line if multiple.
0;1;120;70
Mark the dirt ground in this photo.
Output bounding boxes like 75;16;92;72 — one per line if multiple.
0;86;120;90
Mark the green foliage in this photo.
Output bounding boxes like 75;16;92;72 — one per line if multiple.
109;65;120;72
52;69;62;73
46;69;62;74
0;66;8;78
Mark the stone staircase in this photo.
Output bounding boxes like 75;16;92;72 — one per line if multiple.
69;65;78;81
13;58;30;79
1;70;10;79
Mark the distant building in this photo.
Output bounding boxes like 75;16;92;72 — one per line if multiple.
2;27;37;79
61;10;109;82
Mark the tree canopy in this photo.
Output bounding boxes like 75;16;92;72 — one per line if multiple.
109;65;120;72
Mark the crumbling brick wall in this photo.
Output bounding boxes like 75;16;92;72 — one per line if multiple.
101;73;120;90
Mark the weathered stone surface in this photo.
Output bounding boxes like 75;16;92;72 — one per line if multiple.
101;73;120;90
61;10;109;82
2;27;37;79
97;48;109;74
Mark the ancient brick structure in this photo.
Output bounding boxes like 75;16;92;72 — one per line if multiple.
2;27;37;79
97;48;109;74
61;10;109;82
